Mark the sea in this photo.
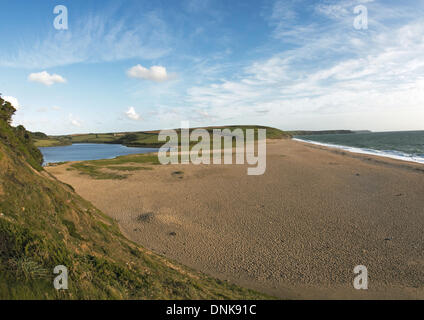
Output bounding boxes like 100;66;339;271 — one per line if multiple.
293;131;424;164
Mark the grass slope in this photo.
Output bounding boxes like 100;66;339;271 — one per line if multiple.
0;103;270;300
34;138;72;148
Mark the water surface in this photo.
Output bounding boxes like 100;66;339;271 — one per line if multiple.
39;143;158;165
294;131;424;164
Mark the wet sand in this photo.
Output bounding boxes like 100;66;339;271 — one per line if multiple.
46;139;424;299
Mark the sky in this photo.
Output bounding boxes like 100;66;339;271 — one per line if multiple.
0;0;423;135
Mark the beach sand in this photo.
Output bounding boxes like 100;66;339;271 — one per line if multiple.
46;139;424;299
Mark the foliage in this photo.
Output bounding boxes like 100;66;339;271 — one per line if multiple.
0;96;43;170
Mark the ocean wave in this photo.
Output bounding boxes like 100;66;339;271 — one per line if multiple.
293;138;424;164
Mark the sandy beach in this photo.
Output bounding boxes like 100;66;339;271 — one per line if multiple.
46;139;424;299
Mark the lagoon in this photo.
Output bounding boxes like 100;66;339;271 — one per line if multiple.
39;143;158;165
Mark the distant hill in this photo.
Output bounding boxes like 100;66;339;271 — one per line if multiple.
35;125;292;148
0;97;268;299
289;130;356;136
352;130;372;133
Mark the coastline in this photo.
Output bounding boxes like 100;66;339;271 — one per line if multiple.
46;139;424;299
293;137;424;165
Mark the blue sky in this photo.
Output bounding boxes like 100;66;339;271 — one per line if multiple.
1;0;423;134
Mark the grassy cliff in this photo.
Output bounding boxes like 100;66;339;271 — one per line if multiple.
0;97;269;300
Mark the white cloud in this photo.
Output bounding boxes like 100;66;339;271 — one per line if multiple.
52;106;61;111
28;71;66;86
68;114;82;127
3;96;20;110
125;107;142;120
127;65;172;82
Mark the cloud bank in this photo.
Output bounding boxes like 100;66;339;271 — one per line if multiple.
184;0;424;131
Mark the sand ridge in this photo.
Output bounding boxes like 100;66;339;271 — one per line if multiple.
47;139;424;299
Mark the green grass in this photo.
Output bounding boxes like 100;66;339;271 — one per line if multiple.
62;220;84;240
68;163;129;180
88;153;161;166
0;119;43;171
106;166;152;171
66;153;160;179
69;133;117;144
34;139;71;147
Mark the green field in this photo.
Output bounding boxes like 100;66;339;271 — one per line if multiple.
39;125;292;148
33;138;72;147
